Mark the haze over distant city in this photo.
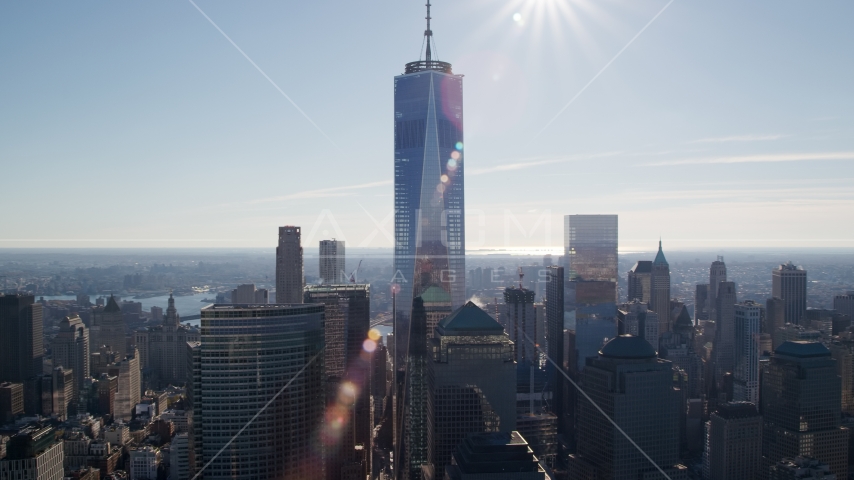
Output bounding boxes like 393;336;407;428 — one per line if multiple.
2;1;853;250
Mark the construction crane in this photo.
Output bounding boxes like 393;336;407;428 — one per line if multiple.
349;260;363;283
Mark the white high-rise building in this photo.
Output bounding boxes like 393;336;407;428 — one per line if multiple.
319;239;346;284
733;301;762;404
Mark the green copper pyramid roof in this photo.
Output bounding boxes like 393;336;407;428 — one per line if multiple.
420;285;452;304
104;295;122;313
438;301;504;333
653;240;668;266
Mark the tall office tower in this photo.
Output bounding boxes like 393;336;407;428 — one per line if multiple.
51;315;90;410
503;286;537;363
650;241;671;333
134;293;200;389
92;295;127;359
627;260;652;303
733;301;762;404
276;225;304;304
708;257;727;324
617;300;660;351
544;266;565;429
568;335;688;479
761;341;849;478
573;281;618;371
425;302;516;477
772;262;807;326
705;402;761;480
834;291;854;318
198;304;325;480
695;284;710;323
713;281;737;389
304;284;372;479
392;0;466;336
0;294;44;384
230;284;268;304
319;239;346;284
564;214;618;283
444;432;547;480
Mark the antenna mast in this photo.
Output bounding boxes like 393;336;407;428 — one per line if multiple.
424;0;433;62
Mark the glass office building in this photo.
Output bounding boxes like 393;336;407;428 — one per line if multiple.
393;47;466;331
198;304;325;480
564;215;618;283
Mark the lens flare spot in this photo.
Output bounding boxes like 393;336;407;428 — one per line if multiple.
368;328;381;341
451;151;460;160
447;159;457;169
363;339;377;353
455;142;463;151
436;183;446;193
440;174;449;183
513;12;522;22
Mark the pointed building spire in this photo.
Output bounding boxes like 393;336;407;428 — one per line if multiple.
424;0;433;62
653;239;668;266
165;290;179;326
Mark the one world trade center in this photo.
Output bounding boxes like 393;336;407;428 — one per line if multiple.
392;3;465;477
392;2;465;337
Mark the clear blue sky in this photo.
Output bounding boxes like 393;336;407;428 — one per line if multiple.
2;0;852;251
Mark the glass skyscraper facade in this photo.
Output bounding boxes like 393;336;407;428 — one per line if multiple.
198;304;325;480
393;55;466;328
564;215;618;283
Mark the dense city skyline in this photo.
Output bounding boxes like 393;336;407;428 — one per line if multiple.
2;2;854;480
2;1;853;249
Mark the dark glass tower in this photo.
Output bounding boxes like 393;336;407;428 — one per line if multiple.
393;1;465;331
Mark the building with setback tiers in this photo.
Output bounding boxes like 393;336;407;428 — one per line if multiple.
761;341;849;479
51;314;89;411
444;431;545;480
569;335;688;480
134;293;199;389
197;304;325;480
425;302;516;478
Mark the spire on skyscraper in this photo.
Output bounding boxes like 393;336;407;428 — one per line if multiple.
406;0;451;73
424;0;433;62
653;239;668;266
